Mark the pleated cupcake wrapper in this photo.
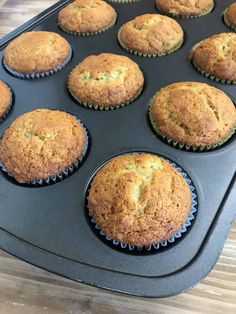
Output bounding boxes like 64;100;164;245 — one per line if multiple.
59;17;117;36
190;42;236;85
149;95;236;151
0;116;88;186
223;9;236;32
109;0;141;3
68;84;143;111
89;154;198;252
155;3;214;19
0;85;13;123
3;47;72;79
118;27;184;57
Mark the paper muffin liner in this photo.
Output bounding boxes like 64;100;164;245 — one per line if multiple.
88;153;198;252
68;83;143;110
58;17;117;36
0;115;89;186
149;94;236;151
223;9;236;32
0;84;13;123
3;47;72;80
118;27;184;57
155;2;214;19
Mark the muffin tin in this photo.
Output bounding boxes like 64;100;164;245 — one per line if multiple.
0;0;235;297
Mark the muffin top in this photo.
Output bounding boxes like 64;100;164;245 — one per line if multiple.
150;82;236;148
0;109;86;183
68;53;144;109
0;81;12;119
156;0;214;17
191;33;236;82
88;154;192;247
119;14;184;56
58;0;117;34
4;31;71;74
224;2;236;29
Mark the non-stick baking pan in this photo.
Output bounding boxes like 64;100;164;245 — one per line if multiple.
0;0;235;297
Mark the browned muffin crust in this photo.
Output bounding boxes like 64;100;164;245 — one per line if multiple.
191;33;236;82
4;31;71;74
224;3;236;29
68;53;144;109
119;14;184;56
58;0;117;34
0;109;86;183
88;154;192;247
0;81;12;119
150;82;236;148
156;0;214;17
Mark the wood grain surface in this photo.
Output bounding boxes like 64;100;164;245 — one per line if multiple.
0;1;235;313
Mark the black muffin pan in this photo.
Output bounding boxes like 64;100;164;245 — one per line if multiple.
0;0;235;298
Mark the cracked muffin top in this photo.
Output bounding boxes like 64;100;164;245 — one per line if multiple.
156;0;214;18
88;153;192;247
224;2;236;30
0;81;12;119
58;0;117;34
0;109;86;183
150;82;236;148
191;33;236;82
4;31;71;74
68;53;144;109
118;14;184;56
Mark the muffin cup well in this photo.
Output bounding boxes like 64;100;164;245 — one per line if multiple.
109;0;141;3
149;94;236;151
0;116;89;186
88;153;198;252
0;84;13;123
155;2;214;19
223;8;236;32
58;17;117;36
68;83;143;111
118;27;184;57
3;47;72;80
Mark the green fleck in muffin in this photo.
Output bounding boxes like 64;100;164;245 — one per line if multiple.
118;14;184;57
88;153;192;247
190;33;236;84
149;82;236;150
156;0;214;18
0;109;87;184
3;31;72;79
0;81;12;121
224;2;236;31
68;53;144;110
58;0;117;36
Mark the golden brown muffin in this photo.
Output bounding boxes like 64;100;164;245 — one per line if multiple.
118;14;184;56
68;53;144;110
88;154;192;247
58;0;117;35
224;3;236;30
150;82;236;149
191;33;236;83
156;0;214;18
0;81;12;120
0;109;87;183
4;31;71;77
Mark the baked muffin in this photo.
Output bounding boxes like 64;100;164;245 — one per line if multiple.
0;81;12;121
88;153;192;247
149;82;236;150
224;3;236;31
190;33;236;83
58;0;117;35
156;0;214;18
68;53;144;110
118;14;184;57
3;31;72;79
0;109;87;184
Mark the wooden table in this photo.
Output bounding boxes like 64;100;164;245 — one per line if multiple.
0;1;235;313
